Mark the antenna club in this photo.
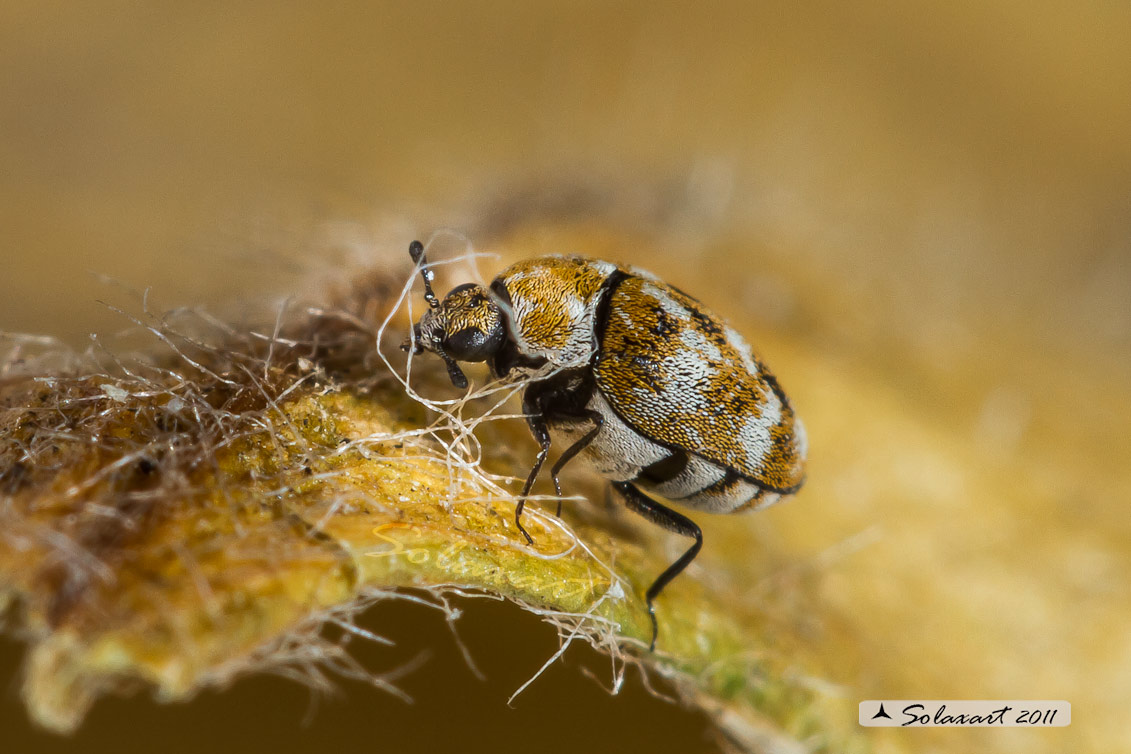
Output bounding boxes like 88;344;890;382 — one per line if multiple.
408;240;425;263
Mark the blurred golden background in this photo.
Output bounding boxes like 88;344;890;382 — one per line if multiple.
2;2;1129;753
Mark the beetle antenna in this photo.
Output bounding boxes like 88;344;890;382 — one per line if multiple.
408;240;440;309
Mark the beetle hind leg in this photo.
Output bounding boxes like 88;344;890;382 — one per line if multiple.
613;481;703;652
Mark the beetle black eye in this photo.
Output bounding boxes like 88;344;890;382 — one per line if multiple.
445;326;503;362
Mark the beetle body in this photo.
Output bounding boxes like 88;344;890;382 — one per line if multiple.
404;242;806;650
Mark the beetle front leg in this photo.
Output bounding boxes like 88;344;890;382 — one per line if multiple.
613;481;703;652
516;397;552;546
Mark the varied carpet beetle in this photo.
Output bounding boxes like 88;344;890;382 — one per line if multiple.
402;241;807;650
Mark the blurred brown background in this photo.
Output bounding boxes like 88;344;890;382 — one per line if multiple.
2;2;1129;753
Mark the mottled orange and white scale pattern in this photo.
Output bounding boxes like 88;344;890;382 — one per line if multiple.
499;256;617;368
594;276;806;495
441;285;503;337
495;255;806;511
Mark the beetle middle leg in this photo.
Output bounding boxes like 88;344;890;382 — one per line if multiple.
547;408;603;516
613;481;703;652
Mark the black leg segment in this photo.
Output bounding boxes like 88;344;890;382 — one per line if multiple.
548;408;603;516
516;407;552;546
517;374;601;535
614;481;703;652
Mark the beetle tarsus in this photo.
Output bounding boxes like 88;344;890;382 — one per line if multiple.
513;499;535;546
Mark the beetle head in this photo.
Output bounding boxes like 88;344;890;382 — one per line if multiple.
401;241;505;389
